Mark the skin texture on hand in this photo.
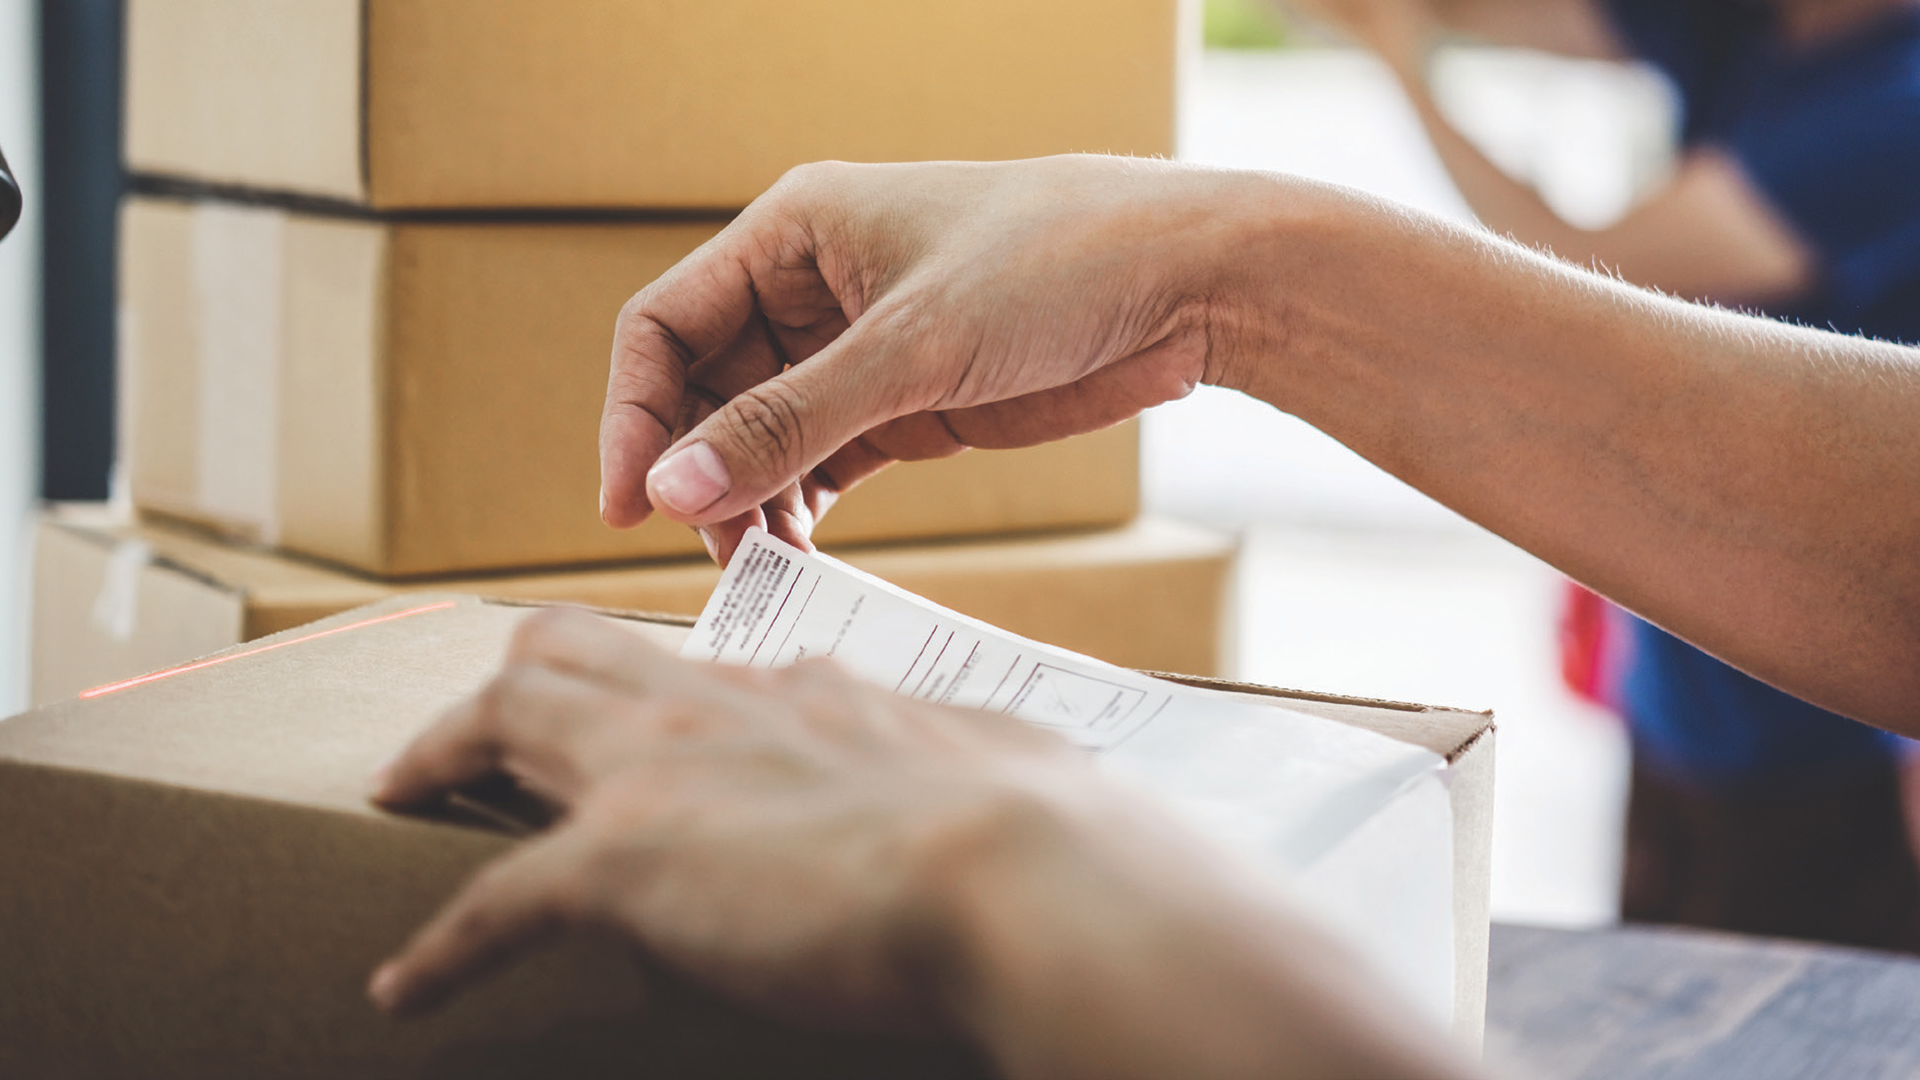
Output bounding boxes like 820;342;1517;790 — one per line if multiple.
366;607;1482;1079
366;606;1084;1029
605;155;1920;730
599;156;1239;564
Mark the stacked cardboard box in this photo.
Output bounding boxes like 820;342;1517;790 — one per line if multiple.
81;0;1222;696
56;1;1243;714
51;9;1233;683
116;198;1149;575
112;0;1184;576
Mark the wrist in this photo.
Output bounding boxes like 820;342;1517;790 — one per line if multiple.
896;776;1111;1037
900;774;1206;1069
905;769;1485;1080
1193;172;1368;404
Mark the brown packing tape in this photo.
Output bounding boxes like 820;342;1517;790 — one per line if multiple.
3;595;1492;1074
119;196;1143;577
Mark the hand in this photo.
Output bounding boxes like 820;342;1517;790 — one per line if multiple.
599;156;1251;564
365;608;1482;1078
365;606;1107;1030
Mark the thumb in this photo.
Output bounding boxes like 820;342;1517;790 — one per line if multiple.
644;325;933;526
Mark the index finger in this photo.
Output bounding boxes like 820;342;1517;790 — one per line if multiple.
600;227;769;530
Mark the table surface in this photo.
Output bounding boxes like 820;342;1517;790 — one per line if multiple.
1487;922;1920;1079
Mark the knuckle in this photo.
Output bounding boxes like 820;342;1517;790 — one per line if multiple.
510;606;563;650
529;863;592;925
726;384;808;465
776;159;839;192
650;697;714;742
465;870;561;938
509;606;583;661
785;655;843;683
473;670;523;736
780;657;857;707
496;663;542;707
614;287;651;331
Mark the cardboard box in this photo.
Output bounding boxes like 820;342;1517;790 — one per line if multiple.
124;0;1179;210
120;195;1141;577
0;595;1492;1076
31;509;1236;709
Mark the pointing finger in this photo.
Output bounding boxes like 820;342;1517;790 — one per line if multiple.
643;318;942;527
367;829;598;1017
602;229;771;530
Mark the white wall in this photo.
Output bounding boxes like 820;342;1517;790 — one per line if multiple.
0;0;40;716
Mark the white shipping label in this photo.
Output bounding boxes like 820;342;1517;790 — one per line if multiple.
685;528;1444;865
684;528;1460;1028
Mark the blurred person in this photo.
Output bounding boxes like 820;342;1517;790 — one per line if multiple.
1285;0;1920;949
365;157;1920;1077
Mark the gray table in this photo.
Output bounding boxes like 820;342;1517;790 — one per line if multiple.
1487;922;1920;1079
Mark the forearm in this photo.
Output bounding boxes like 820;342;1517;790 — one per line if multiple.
1213;174;1920;731
931;794;1482;1080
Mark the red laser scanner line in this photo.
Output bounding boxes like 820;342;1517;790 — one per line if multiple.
79;600;459;699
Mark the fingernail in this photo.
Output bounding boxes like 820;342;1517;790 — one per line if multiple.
649;442;730;516
599;488;608;519
698;527;719;563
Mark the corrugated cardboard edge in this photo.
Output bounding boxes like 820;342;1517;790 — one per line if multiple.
1148;671;1493;759
477;595;698;630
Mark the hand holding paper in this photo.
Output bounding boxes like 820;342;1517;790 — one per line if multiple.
601;156;1223;562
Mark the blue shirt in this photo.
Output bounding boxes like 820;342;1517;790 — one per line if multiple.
1603;0;1920;784
1608;0;1920;343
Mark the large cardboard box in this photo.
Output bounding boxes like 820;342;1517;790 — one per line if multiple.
120;195;1141;577
0;595;1492;1077
31;510;1235;709
124;0;1179;210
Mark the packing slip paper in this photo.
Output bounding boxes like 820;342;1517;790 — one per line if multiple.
684;527;1460;1028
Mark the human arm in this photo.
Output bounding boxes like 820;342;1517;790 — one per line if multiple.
366;607;1483;1080
598;156;1920;733
1280;0;1815;305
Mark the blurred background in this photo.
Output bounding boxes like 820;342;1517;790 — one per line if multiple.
0;0;1686;926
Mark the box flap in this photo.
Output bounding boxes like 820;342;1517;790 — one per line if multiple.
3;597;623;816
